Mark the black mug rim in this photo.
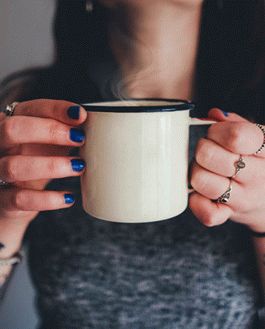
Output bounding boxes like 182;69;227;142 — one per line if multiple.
81;98;195;113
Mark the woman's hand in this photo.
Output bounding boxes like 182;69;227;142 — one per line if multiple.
0;99;87;225
189;108;265;233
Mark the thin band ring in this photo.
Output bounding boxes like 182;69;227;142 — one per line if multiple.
216;179;233;204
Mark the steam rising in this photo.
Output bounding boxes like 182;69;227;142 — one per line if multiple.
102;21;159;101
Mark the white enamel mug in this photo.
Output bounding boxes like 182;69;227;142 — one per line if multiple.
80;99;215;223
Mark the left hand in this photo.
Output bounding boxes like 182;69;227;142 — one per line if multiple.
189;108;265;233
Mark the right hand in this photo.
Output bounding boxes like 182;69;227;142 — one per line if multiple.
0;99;87;228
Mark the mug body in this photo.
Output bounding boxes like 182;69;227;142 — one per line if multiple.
80;100;193;223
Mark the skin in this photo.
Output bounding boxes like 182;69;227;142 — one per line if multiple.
0;100;87;258
0;0;265;271
106;0;202;99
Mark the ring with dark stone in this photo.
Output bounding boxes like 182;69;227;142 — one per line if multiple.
216;180;233;204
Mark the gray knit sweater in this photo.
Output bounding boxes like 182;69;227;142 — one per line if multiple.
26;127;260;329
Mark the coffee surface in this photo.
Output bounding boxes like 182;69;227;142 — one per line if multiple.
84;100;184;107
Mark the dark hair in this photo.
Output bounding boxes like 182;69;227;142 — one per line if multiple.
197;0;265;122
1;0;264;121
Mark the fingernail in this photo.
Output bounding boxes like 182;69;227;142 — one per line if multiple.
70;128;85;143
222;111;229;117
67;106;80;120
71;159;86;172
64;193;75;204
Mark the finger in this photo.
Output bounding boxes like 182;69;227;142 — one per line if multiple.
190;162;242;207
189;192;233;227
13;99;87;125
5;144;73;157
0;116;85;150
207;121;265;157
195;138;265;183
0;156;86;182
0;188;75;212
207;108;248;122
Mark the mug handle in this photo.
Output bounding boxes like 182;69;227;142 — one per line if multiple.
189;117;217;126
188;117;217;194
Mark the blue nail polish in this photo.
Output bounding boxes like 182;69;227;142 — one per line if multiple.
70;128;85;143
64;193;75;204
222;111;229;117
71;159;86;172
67;106;80;120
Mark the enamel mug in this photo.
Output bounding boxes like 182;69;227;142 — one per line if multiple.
80;99;215;223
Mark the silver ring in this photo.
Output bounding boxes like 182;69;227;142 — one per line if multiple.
255;124;265;154
232;155;246;178
0;179;12;188
2;102;19;117
216;180;232;204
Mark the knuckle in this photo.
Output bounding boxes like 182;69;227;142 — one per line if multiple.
3;157;18;181
47;159;57;175
195;138;213;165
12;190;27;210
1;117;18;143
48;122;61;142
190;167;207;192
228;124;245;150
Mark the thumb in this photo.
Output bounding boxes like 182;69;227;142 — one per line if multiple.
207;107;248;123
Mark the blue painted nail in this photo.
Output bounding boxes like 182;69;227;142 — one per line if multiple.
71;159;86;172
67;106;80;120
64;193;75;204
70;128;85;143
222;111;229;117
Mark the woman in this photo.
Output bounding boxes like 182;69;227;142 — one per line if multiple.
0;0;265;328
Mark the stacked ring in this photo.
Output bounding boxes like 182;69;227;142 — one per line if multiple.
216;123;264;204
